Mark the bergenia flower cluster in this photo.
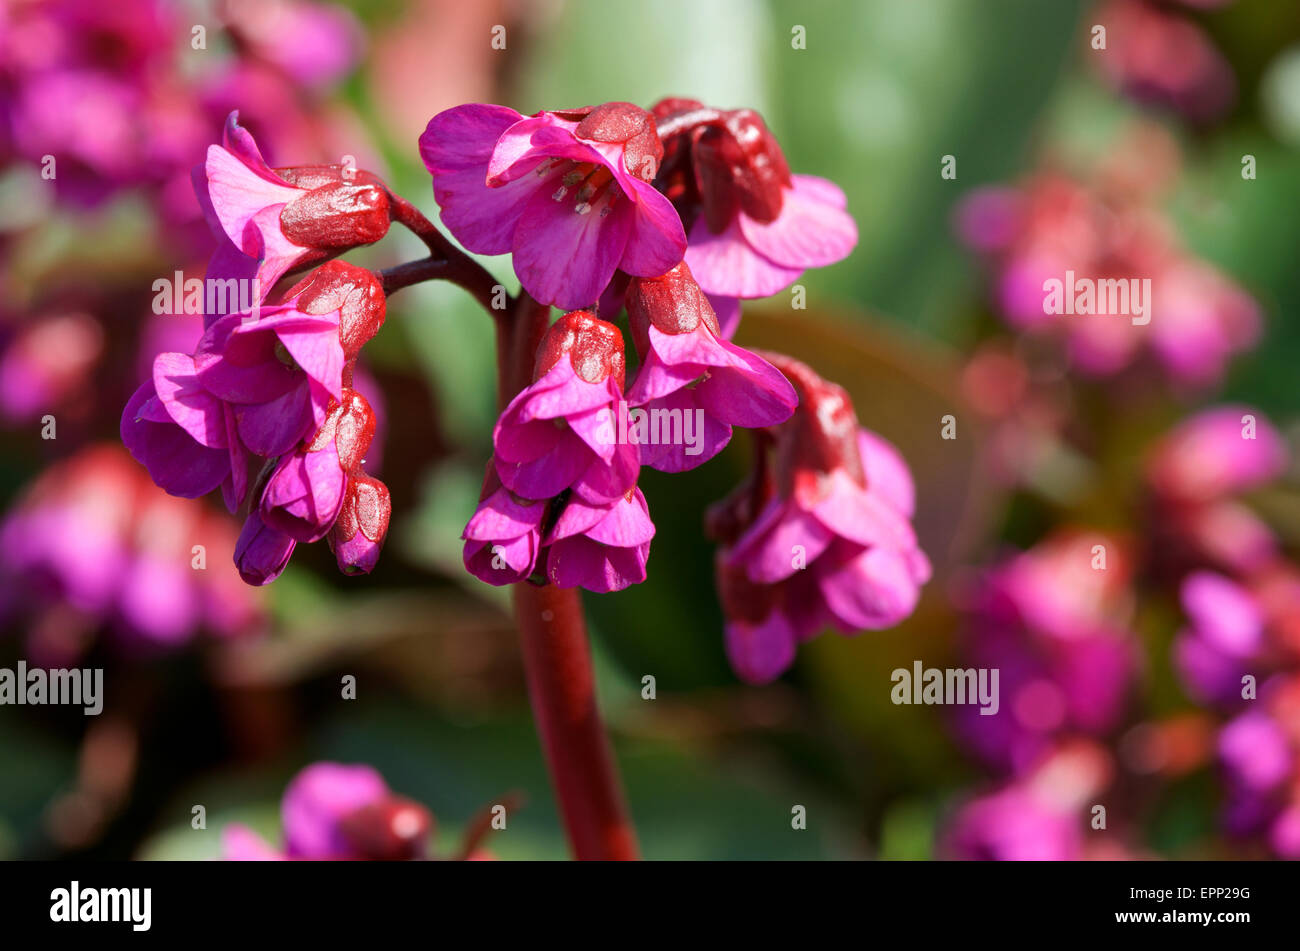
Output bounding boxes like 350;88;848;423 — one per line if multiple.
955;123;1259;389
123;114;392;585
123;91;926;685
1149;406;1300;857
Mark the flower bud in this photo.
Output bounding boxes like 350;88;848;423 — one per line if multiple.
694;109;791;231
573;102;664;182
234;510;296;586
533;310;626;389
329;472;391;575
277;166;391;250
289;261;387;361
625;261;721;358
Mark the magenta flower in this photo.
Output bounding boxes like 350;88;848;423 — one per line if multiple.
940;784;1082;861
260;440;347;543
1148;405;1287;504
950;532;1139;774
545;489;655;593
708;357;929;683
462;472;547;586
194;300;345;459
623;262;797;472
955;164;1260;386
234;509;297;587
492;311;639;504
419;102;686;309
1173;571;1264;705
652;101;857;302
223;762;431;861
195;111;389;295
0;446;261;662
121;351;248;511
939;742;1114;861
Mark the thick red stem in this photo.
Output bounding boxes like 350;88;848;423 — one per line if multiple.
499;294;639;861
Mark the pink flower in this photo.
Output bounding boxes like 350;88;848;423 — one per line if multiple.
260;440;347;543
939;743;1113;860
1173;571;1264;705
492;311;639;504
121;351;249;511
545;489;655;593
0;446;262;661
956;161;1260;387
462;471;547;586
419;102;686;309
651;101;857;304
708;357;929;683
1093;0;1236;123
195;111;390;295
234;509;297;587
194;299;345;459
951;532;1140;774
623;262;797;472
1148;405;1287;504
223;762;431;861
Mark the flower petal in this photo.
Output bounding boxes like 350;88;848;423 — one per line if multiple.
738;174;857;270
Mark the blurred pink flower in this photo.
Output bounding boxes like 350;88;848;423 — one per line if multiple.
951;532;1140;774
1092;0;1237;123
0;446;261;662
223;762;431;861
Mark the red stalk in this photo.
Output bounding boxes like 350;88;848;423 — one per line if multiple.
499;294;640;861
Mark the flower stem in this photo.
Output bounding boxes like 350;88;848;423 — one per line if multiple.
370;188;640;860
382;190;507;315
512;583;639;860
501;293;640;860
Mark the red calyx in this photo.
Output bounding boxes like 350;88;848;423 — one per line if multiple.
759;353;865;498
625;261;721;359
714;555;781;626
573;102;665;183
694;109;791;231
290;261;387;362
277;165;391;251
334;471;391;543
309;389;375;471
337;796;433;861
533;310;626;390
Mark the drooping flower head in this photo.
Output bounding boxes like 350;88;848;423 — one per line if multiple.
623;261;797;472
651;99;858;312
465;310;654;594
493;310;639;505
124;254;390;585
707;355;929;683
196;111;391;300
419;102;686;309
